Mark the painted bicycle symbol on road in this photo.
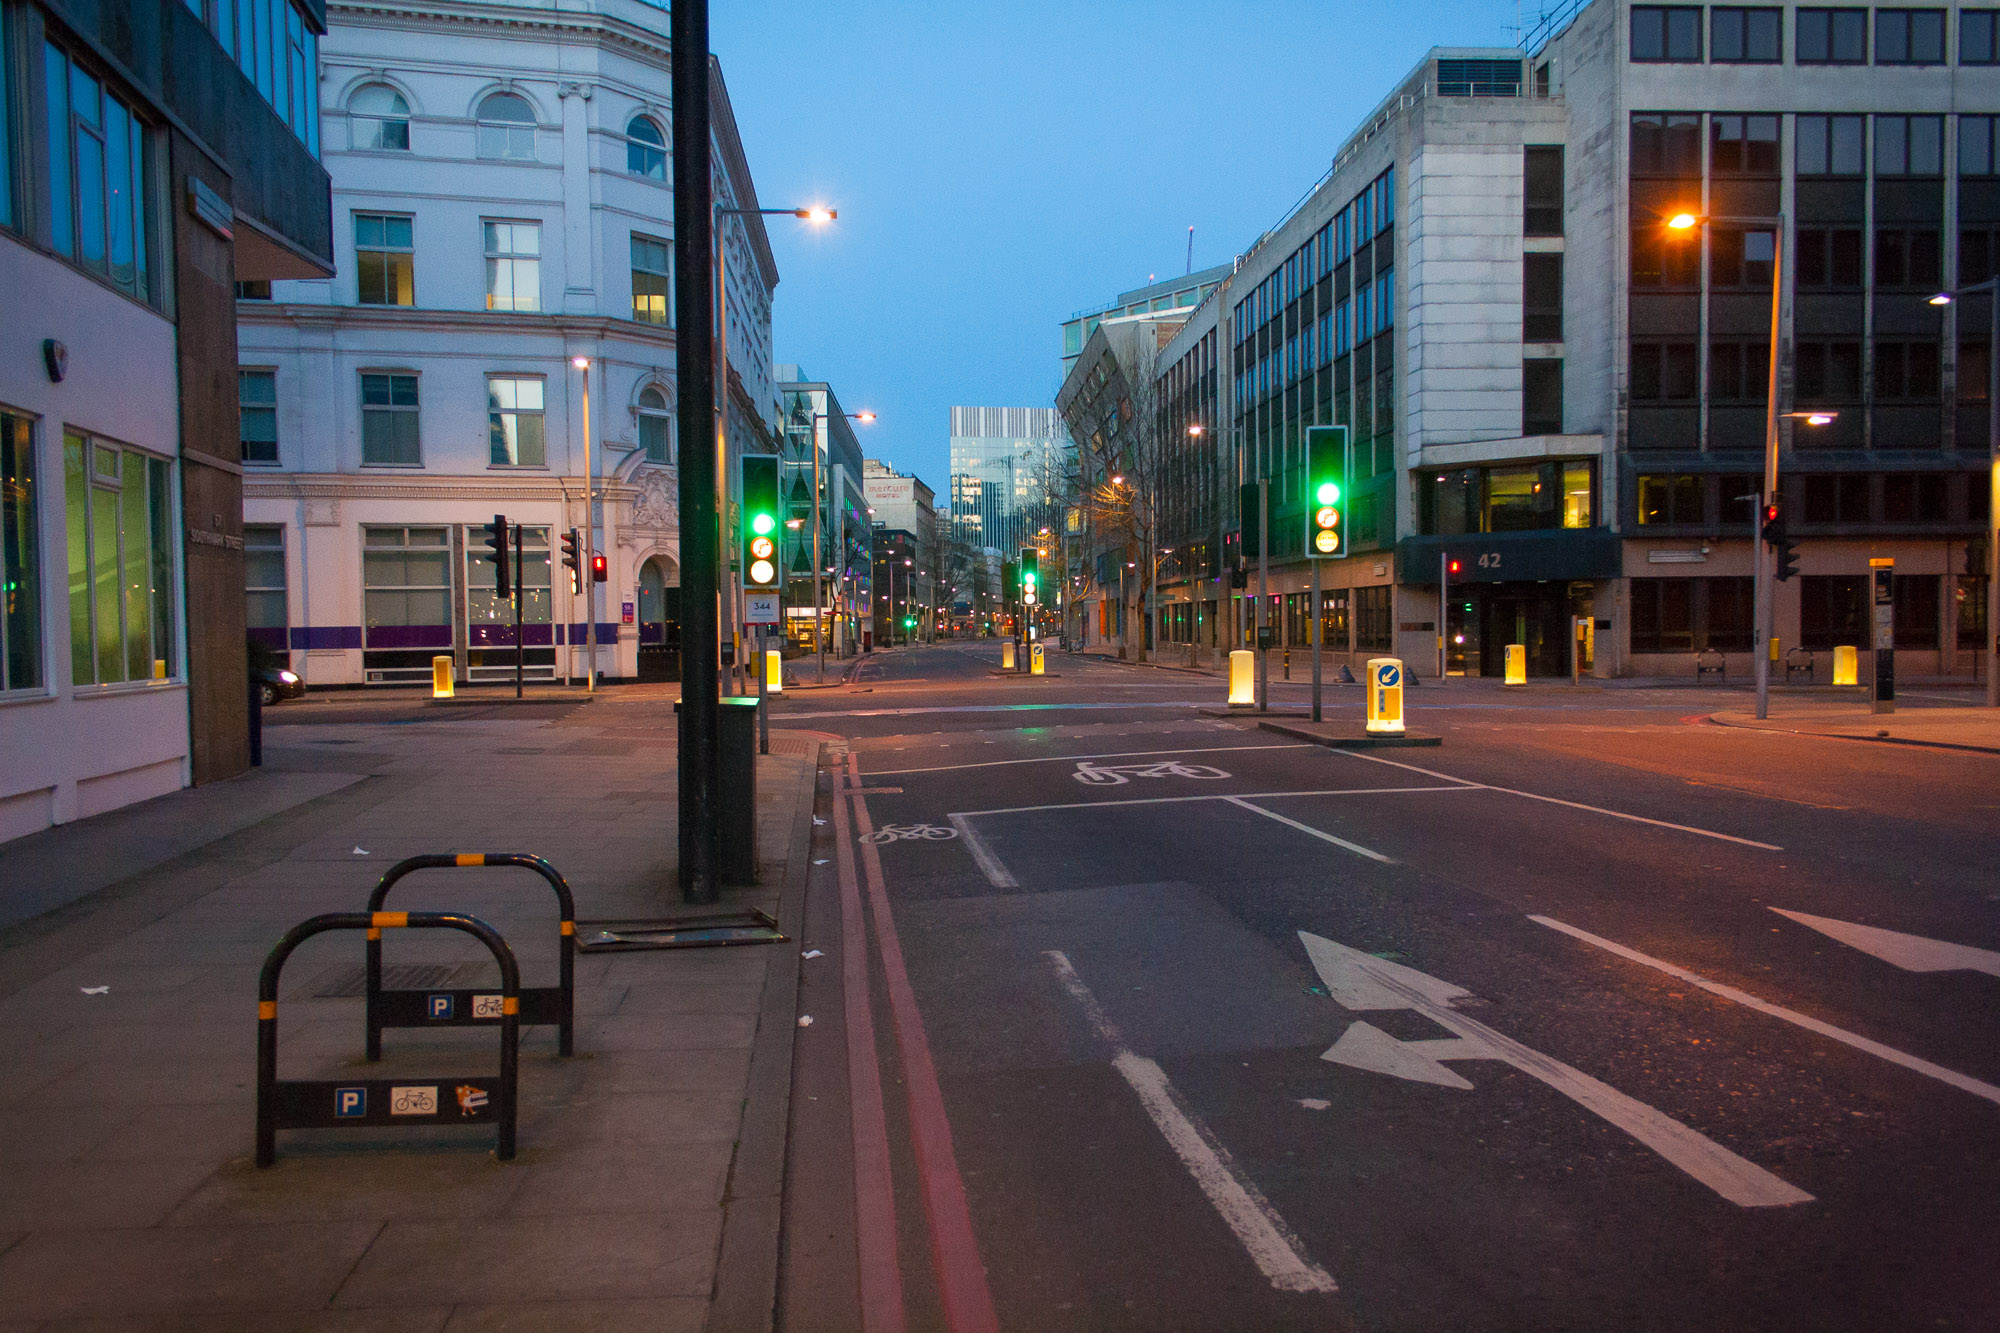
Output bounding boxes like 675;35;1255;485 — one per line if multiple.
1071;761;1232;786
859;823;960;844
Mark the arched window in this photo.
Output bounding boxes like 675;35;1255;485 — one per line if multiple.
627;116;666;179
476;92;536;160
350;84;410;151
638;386;673;463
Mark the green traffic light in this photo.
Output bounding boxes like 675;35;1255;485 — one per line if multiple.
1316;481;1340;505
751;512;776;535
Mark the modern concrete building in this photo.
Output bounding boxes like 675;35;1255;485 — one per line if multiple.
1104;0;1998;680
0;0;334;842
864;457;938;642
1061;264;1233;381
948;405;1068;558
237;0;778;689
776;369;870;656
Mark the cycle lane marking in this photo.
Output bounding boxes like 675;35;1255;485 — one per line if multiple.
863;743;1309;777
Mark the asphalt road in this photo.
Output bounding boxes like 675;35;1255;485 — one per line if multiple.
773;643;2000;1333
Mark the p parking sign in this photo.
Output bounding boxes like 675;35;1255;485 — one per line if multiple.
335;1087;366;1118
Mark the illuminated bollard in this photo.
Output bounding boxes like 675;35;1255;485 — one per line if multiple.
1832;644;1858;686
1228;650;1255;707
1030;642;1045;675
431;655;454;699
765;648;784;694
1365;657;1405;733
1504;643;1527;686
1002;640;1016;671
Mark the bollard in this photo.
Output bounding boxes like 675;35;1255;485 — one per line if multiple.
1228;650;1255;707
1365;657;1406;733
1002;640;1016;671
1031;642;1045;675
1504;643;1527;685
765;648;783;694
432;655;454;698
1833;644;1858;686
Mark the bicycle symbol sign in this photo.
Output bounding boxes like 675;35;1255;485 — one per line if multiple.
1071;761;1232;786
859;823;960;844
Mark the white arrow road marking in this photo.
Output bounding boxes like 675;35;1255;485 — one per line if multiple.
1772;909;2000;978
1043;950;1337;1295
1299;931;1813;1209
1534;914;2000;1110
1224;797;1396;864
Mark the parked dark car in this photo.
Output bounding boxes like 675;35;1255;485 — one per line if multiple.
248;637;304;705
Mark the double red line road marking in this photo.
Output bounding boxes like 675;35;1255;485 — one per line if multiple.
830;751;1001;1333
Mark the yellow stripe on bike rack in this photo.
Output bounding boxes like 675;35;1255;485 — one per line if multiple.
560;920;574;936
371;911;409;929
502;996;519;1015
258;1001;277;1020
456;853;484;866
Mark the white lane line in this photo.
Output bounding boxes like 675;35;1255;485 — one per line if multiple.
1043;950;1338;1295
864;743;1309;777
949;784;1475;820
1333;749;1783;851
1531;914;2000;1109
1224;796;1395;864
947;813;1018;890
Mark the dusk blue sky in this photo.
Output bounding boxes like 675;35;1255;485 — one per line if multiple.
711;1;1528;495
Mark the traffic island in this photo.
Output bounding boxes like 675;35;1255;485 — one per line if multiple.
1256;717;1443;748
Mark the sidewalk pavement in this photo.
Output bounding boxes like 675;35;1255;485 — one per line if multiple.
0;690;822;1331
1710;700;2000;753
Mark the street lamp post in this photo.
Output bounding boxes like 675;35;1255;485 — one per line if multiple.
795;409;875;682
1930;278;2000;705
571;356;595;694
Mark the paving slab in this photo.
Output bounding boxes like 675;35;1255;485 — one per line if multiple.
1710;702;2000;753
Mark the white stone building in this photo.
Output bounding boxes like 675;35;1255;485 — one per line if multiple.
238;0;778;688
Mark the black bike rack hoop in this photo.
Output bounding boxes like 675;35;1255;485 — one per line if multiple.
364;853;576;1059
257;911;520;1167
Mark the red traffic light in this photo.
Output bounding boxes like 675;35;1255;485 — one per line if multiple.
590;553;608;583
1448;560;1462;575
1764;503;1780;524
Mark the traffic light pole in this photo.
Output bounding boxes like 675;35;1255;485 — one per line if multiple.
579;362;595;696
1310;554;1322;723
673;0;721;902
1257;477;1269;712
1754;225;1785;721
512;523;524;699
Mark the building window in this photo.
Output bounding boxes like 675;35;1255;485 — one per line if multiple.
1631;342;1699;400
43;42;150;301
62;434;175;686
1710;7;1781;61
463;524;550;654
239;370;277;464
627;116;666;179
0;18;12;229
1631;6;1702;60
1875;8;1946;63
483;219;540;312
360;372;420;465
1709;342;1772;402
363;527;452;673
1630;578;1753;653
488;377;545;467
1711;115;1779;175
631;232;672;325
1796;342;1864;402
1800;574;1868;649
1875;229;1942;288
1354;586;1392;652
349;83;409;151
1961;116;1999;180
475;91;536;160
1882;472;1950;522
1630;113;1702;178
1523;359;1564;435
1797;7;1868;62
1797;228;1864;289
1874;342;1941;401
236;280;273;299
354;212;414;305
1523;254;1563;341
1965;10;2000;63
638;386;673;463
1710;229;1776;289
244;524;286;651
1891;575;1941;648
1875;115;1945;176
1795;115;1866;175
1523;145;1563;236
1638;473;1703;525
1632;227;1701;289
1;410;42;693
1803;473;1872;522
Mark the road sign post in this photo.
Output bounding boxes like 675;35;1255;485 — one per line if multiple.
1871;557;1895;714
